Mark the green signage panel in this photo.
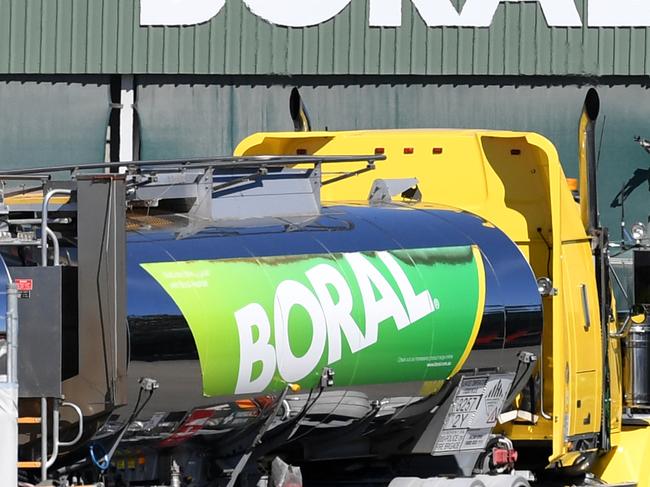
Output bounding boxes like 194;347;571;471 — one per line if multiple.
143;246;486;397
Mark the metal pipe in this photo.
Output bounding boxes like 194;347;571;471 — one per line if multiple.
45;401;60;471
41;189;71;267
578;88;600;233
0;154;385;177
6;284;18;384
45;228;60;267
1;284;19;487
58;402;84;447
8;218;71;225
290;88;312;132
40;397;47;481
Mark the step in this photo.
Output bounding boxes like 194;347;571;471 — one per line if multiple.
17;416;41;425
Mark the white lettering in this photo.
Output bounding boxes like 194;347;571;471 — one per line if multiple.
345;253;410;342
588;0;650;27
140;0;225;26
369;0;402;27
242;0;351;27
139;0;650;28
306;263;368;364
377;252;434;323
274;280;327;382
409;0;581;27
234;303;276;394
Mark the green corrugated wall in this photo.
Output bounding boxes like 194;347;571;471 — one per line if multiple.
1;0;650;75
135;78;650;235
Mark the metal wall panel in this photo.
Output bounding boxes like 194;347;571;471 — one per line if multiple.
136;78;650;234
1;0;650;75
0;76;111;168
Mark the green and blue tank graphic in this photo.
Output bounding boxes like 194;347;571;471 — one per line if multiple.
142;246;486;397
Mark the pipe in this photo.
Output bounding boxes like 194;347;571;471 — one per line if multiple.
40;189;71;267
6;284;18;384
45;401;60;472
289;88;312;132
45;228;60;267
58;402;84;447
578;88;600;233
40;397;47;481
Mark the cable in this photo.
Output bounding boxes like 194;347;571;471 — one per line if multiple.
89;382;156;472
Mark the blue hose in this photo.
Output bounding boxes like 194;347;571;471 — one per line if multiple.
89;443;110;471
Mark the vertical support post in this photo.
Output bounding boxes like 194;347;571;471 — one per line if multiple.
40;396;48;481
119;75;136;165
0;284;18;486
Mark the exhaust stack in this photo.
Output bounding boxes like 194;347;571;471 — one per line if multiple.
578;88;601;232
290;88;312;132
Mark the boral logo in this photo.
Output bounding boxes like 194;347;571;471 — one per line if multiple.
143;246;484;397
233;251;437;393
141;0;650;28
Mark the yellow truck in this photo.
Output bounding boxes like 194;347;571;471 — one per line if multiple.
233;88;650;486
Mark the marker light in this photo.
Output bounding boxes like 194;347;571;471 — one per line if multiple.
632;222;647;241
403;147;414;155
296;148;308;155
375;147;385;155
432;147;443;155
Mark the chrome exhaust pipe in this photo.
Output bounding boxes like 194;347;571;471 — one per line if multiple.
578;88;601;232
289;88;312;132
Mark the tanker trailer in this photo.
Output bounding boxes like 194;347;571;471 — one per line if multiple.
2;155;541;486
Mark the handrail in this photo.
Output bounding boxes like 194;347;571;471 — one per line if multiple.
40;189;71;267
0;154;386;178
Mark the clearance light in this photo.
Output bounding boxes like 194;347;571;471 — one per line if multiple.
403;147;415;155
235;399;258;410
566;178;579;192
432;147;443;155
374;147;385;155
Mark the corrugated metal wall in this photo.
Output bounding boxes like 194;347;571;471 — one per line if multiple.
136;78;650;234
1;0;650;75
0;76;111;167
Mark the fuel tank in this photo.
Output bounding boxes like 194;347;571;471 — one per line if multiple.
124;203;542;424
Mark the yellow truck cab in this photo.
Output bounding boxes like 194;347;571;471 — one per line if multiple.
235;102;650;485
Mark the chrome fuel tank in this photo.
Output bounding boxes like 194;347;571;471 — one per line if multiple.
122;203;542;429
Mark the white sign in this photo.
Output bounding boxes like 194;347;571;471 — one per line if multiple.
140;0;650;28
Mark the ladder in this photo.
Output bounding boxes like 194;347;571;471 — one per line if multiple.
1;282;84;483
16;397;84;481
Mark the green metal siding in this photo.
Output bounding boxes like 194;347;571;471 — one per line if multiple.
2;0;650;75
136;78;650;234
0;76;111;167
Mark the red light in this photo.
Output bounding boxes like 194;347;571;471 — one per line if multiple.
432;147;443;155
511;149;521;155
403;147;414;155
296;148;308;155
374;147;385;155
